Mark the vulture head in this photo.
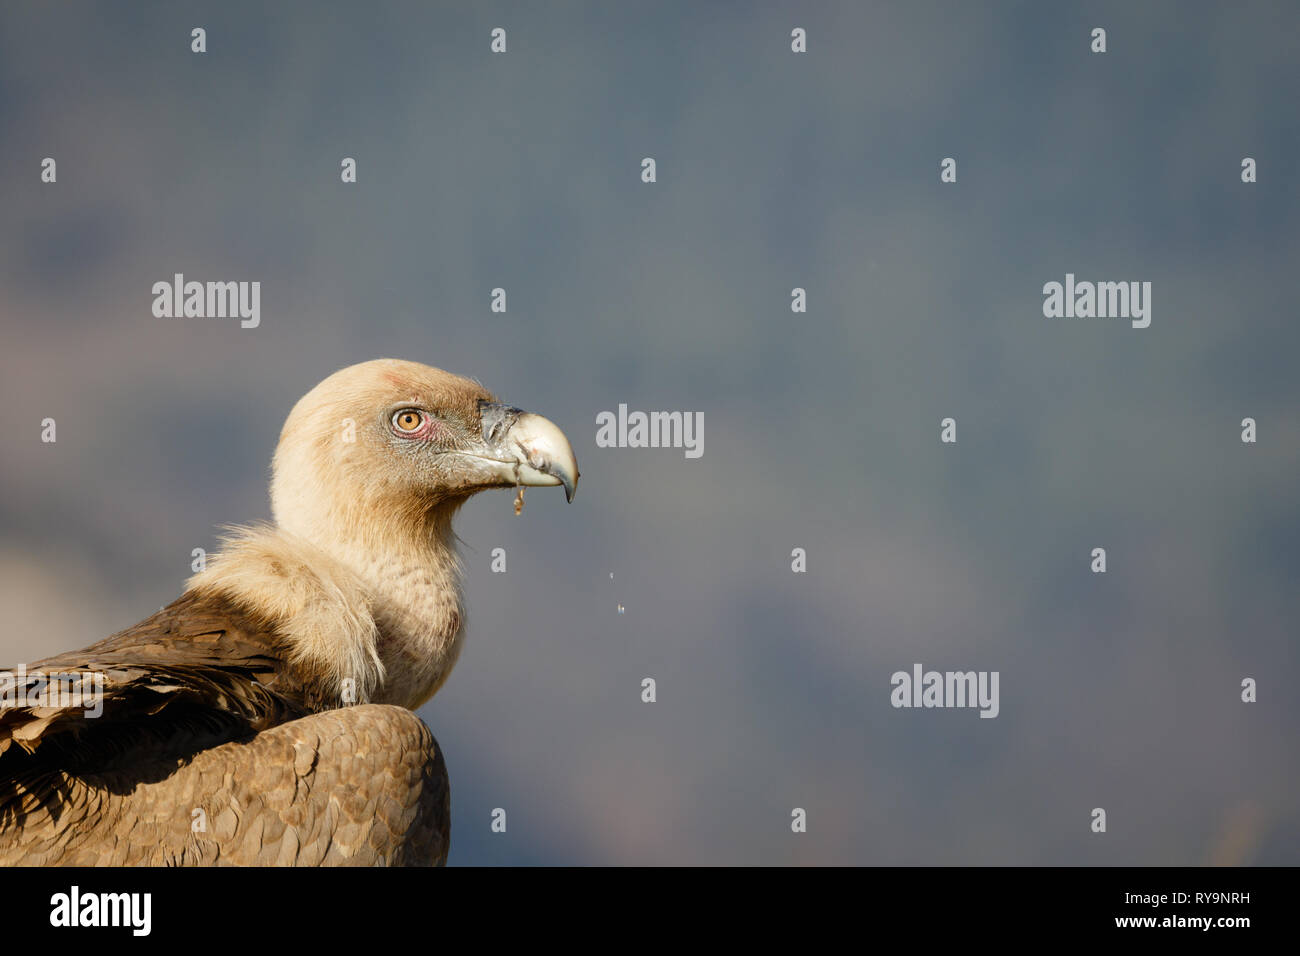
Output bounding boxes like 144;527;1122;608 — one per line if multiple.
272;358;578;543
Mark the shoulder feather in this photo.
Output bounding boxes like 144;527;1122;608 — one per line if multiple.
187;524;384;706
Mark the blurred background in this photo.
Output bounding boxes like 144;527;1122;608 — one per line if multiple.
1;1;1296;864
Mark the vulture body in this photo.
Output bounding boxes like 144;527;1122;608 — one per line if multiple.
0;359;578;866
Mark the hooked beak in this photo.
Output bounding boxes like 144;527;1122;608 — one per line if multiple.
476;401;579;502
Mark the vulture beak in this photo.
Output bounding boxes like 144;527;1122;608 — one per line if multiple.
476;401;580;502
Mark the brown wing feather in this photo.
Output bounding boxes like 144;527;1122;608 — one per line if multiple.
0;705;449;865
0;589;347;762
2;585;448;866
1;590;341;842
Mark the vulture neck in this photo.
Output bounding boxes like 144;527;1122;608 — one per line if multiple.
288;497;466;710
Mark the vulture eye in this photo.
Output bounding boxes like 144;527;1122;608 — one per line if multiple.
392;409;425;433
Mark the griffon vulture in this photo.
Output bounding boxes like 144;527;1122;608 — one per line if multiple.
0;359;578;865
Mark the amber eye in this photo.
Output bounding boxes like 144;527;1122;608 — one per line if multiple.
392;409;424;433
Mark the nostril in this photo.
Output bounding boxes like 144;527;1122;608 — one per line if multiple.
479;402;523;444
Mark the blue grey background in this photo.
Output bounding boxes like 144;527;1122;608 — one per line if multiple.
1;1;1296;864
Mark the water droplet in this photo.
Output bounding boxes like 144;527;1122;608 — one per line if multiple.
617;604;625;615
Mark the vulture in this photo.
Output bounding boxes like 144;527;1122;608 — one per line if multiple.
0;359;578;866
